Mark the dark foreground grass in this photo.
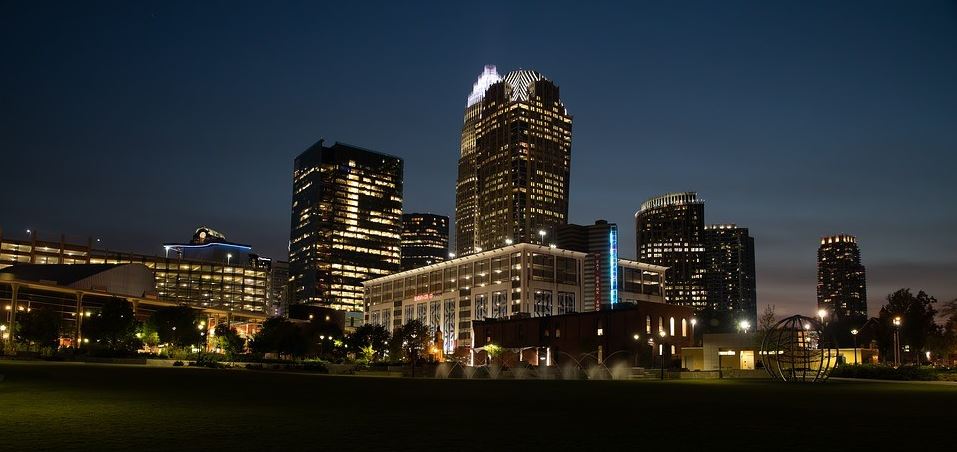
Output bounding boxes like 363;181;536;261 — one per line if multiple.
0;361;953;451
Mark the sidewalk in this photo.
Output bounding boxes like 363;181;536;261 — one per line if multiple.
830;377;957;386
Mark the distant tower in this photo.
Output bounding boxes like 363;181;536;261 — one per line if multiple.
635;192;707;310
817;234;867;323
454;66;573;255
288;140;403;312
401;213;449;271
704;224;757;327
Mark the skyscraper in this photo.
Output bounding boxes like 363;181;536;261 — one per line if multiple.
635;192;707;310
703;224;757;327
454;66;573;255
400;213;449;271
558;220;619;311
817;234;867;322
289;140;403;312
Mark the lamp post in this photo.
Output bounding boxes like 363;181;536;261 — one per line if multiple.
738;320;751;334
226;253;233;266
633;333;640;367
0;324;6;354
658;330;667;380
892;316;902;367
690;318;697;346
850;329;859;365
817;309;827;327
538;229;546;245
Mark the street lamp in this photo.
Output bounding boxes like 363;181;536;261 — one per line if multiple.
632;333;640;367
658;330;667;380
448;252;456;259
850;329;859;365
505;238;513;245
892;316;902;367
226;253;233;265
538;229;546;244
690;318;697;346
817;309;827;326
738;320;751;334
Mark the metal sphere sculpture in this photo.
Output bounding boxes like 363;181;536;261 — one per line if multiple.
760;315;838;383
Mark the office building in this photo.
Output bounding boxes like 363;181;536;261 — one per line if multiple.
401;213;449;271
558;220;665;311
289;140;403;312
363;243;666;355
817;234;867;322
635;192;707;311
269;260;289;317
0;229;270;313
454;66;573;256
703;224;757;328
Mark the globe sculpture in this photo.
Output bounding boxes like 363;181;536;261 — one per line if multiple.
760;315;838;383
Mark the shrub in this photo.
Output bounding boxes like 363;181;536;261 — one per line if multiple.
173;361;184;367
830;364;937;381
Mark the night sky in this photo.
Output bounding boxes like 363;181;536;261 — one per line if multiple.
2;1;955;317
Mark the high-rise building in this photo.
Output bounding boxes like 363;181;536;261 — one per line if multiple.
454;66;573;255
289;140;403;312
400;213;449;271
635;192;707;311
269;260;289;317
559;220;618;310
703;224;757;327
817;234;867;322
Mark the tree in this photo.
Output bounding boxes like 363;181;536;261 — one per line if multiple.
146;305;204;348
390;320;431;366
214;324;246;359
758;304;777;332
82;298;140;352
346;324;390;362
249;317;307;358
16;307;61;352
877;289;939;364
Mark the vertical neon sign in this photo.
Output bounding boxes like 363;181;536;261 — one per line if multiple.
609;225;618;306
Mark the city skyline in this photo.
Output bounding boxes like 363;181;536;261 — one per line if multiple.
2;2;955;317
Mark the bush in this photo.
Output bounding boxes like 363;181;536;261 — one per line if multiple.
830;364;937;381
189;354;224;369
173;361;184;367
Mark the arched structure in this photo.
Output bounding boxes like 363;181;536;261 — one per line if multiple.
760;315;838;383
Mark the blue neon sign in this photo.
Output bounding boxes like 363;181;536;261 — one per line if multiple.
609;225;618;306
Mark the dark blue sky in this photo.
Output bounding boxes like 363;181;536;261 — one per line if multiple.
2;1;955;316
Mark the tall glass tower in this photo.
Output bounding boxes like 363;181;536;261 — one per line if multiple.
454;66;573;255
817;234;867;322
635;192;707;310
289;140;403;312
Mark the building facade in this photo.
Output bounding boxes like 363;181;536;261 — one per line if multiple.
289;140;403;312
703;224;757;328
363;243;666;354
401;213;449;271
472;301;694;368
0;230;271;313
635;192;707;311
557;220;665;312
817;234;867;322
454;66;573;256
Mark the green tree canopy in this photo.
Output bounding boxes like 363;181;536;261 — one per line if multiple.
345;323;390;361
16;307;61;350
249;317;306;357
214;323;246;359
877;289;939;362
82;298;140;352
146;305;204;347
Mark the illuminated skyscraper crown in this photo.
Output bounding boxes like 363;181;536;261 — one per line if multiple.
466;65;502;107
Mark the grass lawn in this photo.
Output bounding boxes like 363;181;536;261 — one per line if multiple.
0;361;953;451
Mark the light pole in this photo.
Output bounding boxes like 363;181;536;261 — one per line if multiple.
226;253;233;266
538;229;546;245
633;333;640;367
0;324;7;354
892;316;902;367
817;309;827;328
658;330;667;380
850;329;859;365
690;318;697;346
738;320;751;334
